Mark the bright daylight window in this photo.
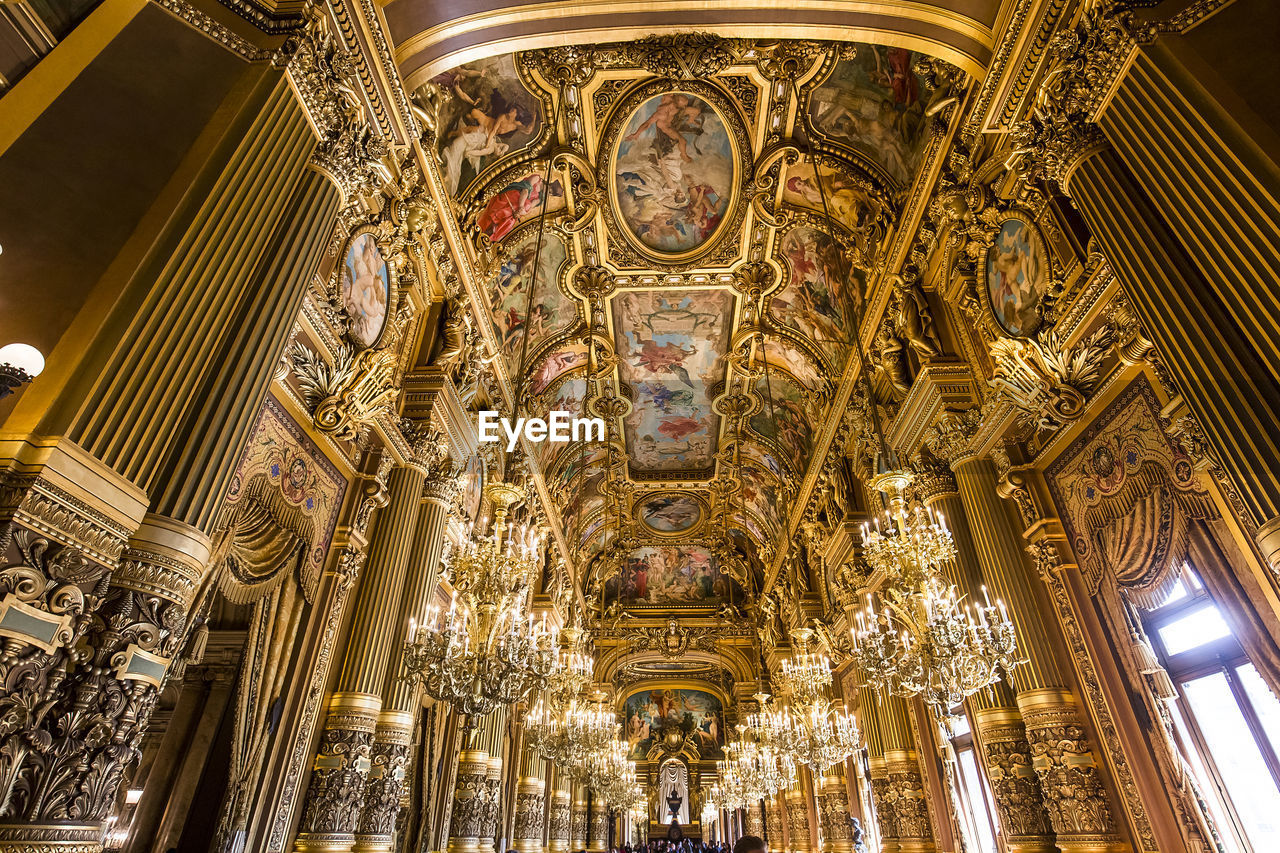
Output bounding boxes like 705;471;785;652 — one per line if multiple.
1140;566;1280;853
947;713;999;853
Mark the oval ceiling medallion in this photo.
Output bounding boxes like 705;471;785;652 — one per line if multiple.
608;84;742;264
636;492;705;535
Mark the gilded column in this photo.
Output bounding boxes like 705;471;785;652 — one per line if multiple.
913;453;1054;852
929;414;1125;853
513;747;547;853
547;776;570;853
875;695;934;853
570;784;588;851
478;712;508;853
745;799;765;840
818;768;852;853
784;786;811;853
764;792;785;853
294;462;428;851
449;745;492;853
1010;4;1280;569
355;449;456;853
859;685;897;853
587;792;609;852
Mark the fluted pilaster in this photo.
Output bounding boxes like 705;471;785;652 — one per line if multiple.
294;464;427;851
355;457;456;850
915;457;1053;851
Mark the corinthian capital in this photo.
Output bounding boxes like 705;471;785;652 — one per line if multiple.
925;408;981;467
1009;6;1136;189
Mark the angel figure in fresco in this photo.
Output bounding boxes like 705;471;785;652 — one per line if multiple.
631;340;696;387
478;173;564;242
440;89;536;193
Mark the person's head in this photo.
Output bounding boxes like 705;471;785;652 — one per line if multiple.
733;837;766;853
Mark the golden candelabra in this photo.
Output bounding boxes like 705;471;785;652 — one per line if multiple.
402;483;559;721
851;470;1022;720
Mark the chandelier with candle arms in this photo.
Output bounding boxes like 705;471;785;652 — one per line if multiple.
402;482;560;721
851;469;1022;720
764;633;862;772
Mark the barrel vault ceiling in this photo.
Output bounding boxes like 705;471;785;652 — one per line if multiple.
407;31;974;633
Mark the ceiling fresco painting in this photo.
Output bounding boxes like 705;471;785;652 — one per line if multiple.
805;46;935;186
487;229;574;372
636;492;705;535
416;35;967;624
613;92;736;257
430;55;546;196
772;224;859;371
613;289;733;475
624;687;725;760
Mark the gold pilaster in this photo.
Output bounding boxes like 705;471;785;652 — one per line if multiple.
294;463;427;851
818;768;852;853
915;456;1054;850
745;798;765;840
570;785;588;851
1018;689;1127;853
448;748;492;853
587;792;609;852
764;792;785;853
356;452;456;846
784;786;811;853
972;707;1054;853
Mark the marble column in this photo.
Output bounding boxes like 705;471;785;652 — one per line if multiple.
293;462;428;851
913;454;1055;852
929;415;1126;853
355;458;455;853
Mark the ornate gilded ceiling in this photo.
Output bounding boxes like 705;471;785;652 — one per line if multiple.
411;34;968;617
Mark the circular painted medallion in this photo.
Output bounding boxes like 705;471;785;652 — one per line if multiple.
341;232;391;347
636;492;704;534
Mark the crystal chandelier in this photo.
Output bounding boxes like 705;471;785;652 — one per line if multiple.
851;470;1022;719
584;733;643;808
526;691;616;771
716;728;795;808
766;634;862;772
403;483;560;721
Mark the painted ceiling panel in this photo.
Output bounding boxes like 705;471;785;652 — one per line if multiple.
410;34;963;611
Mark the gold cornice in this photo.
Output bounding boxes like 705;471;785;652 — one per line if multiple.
393;1;994;87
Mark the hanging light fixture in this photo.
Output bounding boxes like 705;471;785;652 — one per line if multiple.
765;632;862;772
403;482;560;722
850;471;1022;720
526;690;616;772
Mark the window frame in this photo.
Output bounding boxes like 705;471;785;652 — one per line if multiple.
1139;571;1280;853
